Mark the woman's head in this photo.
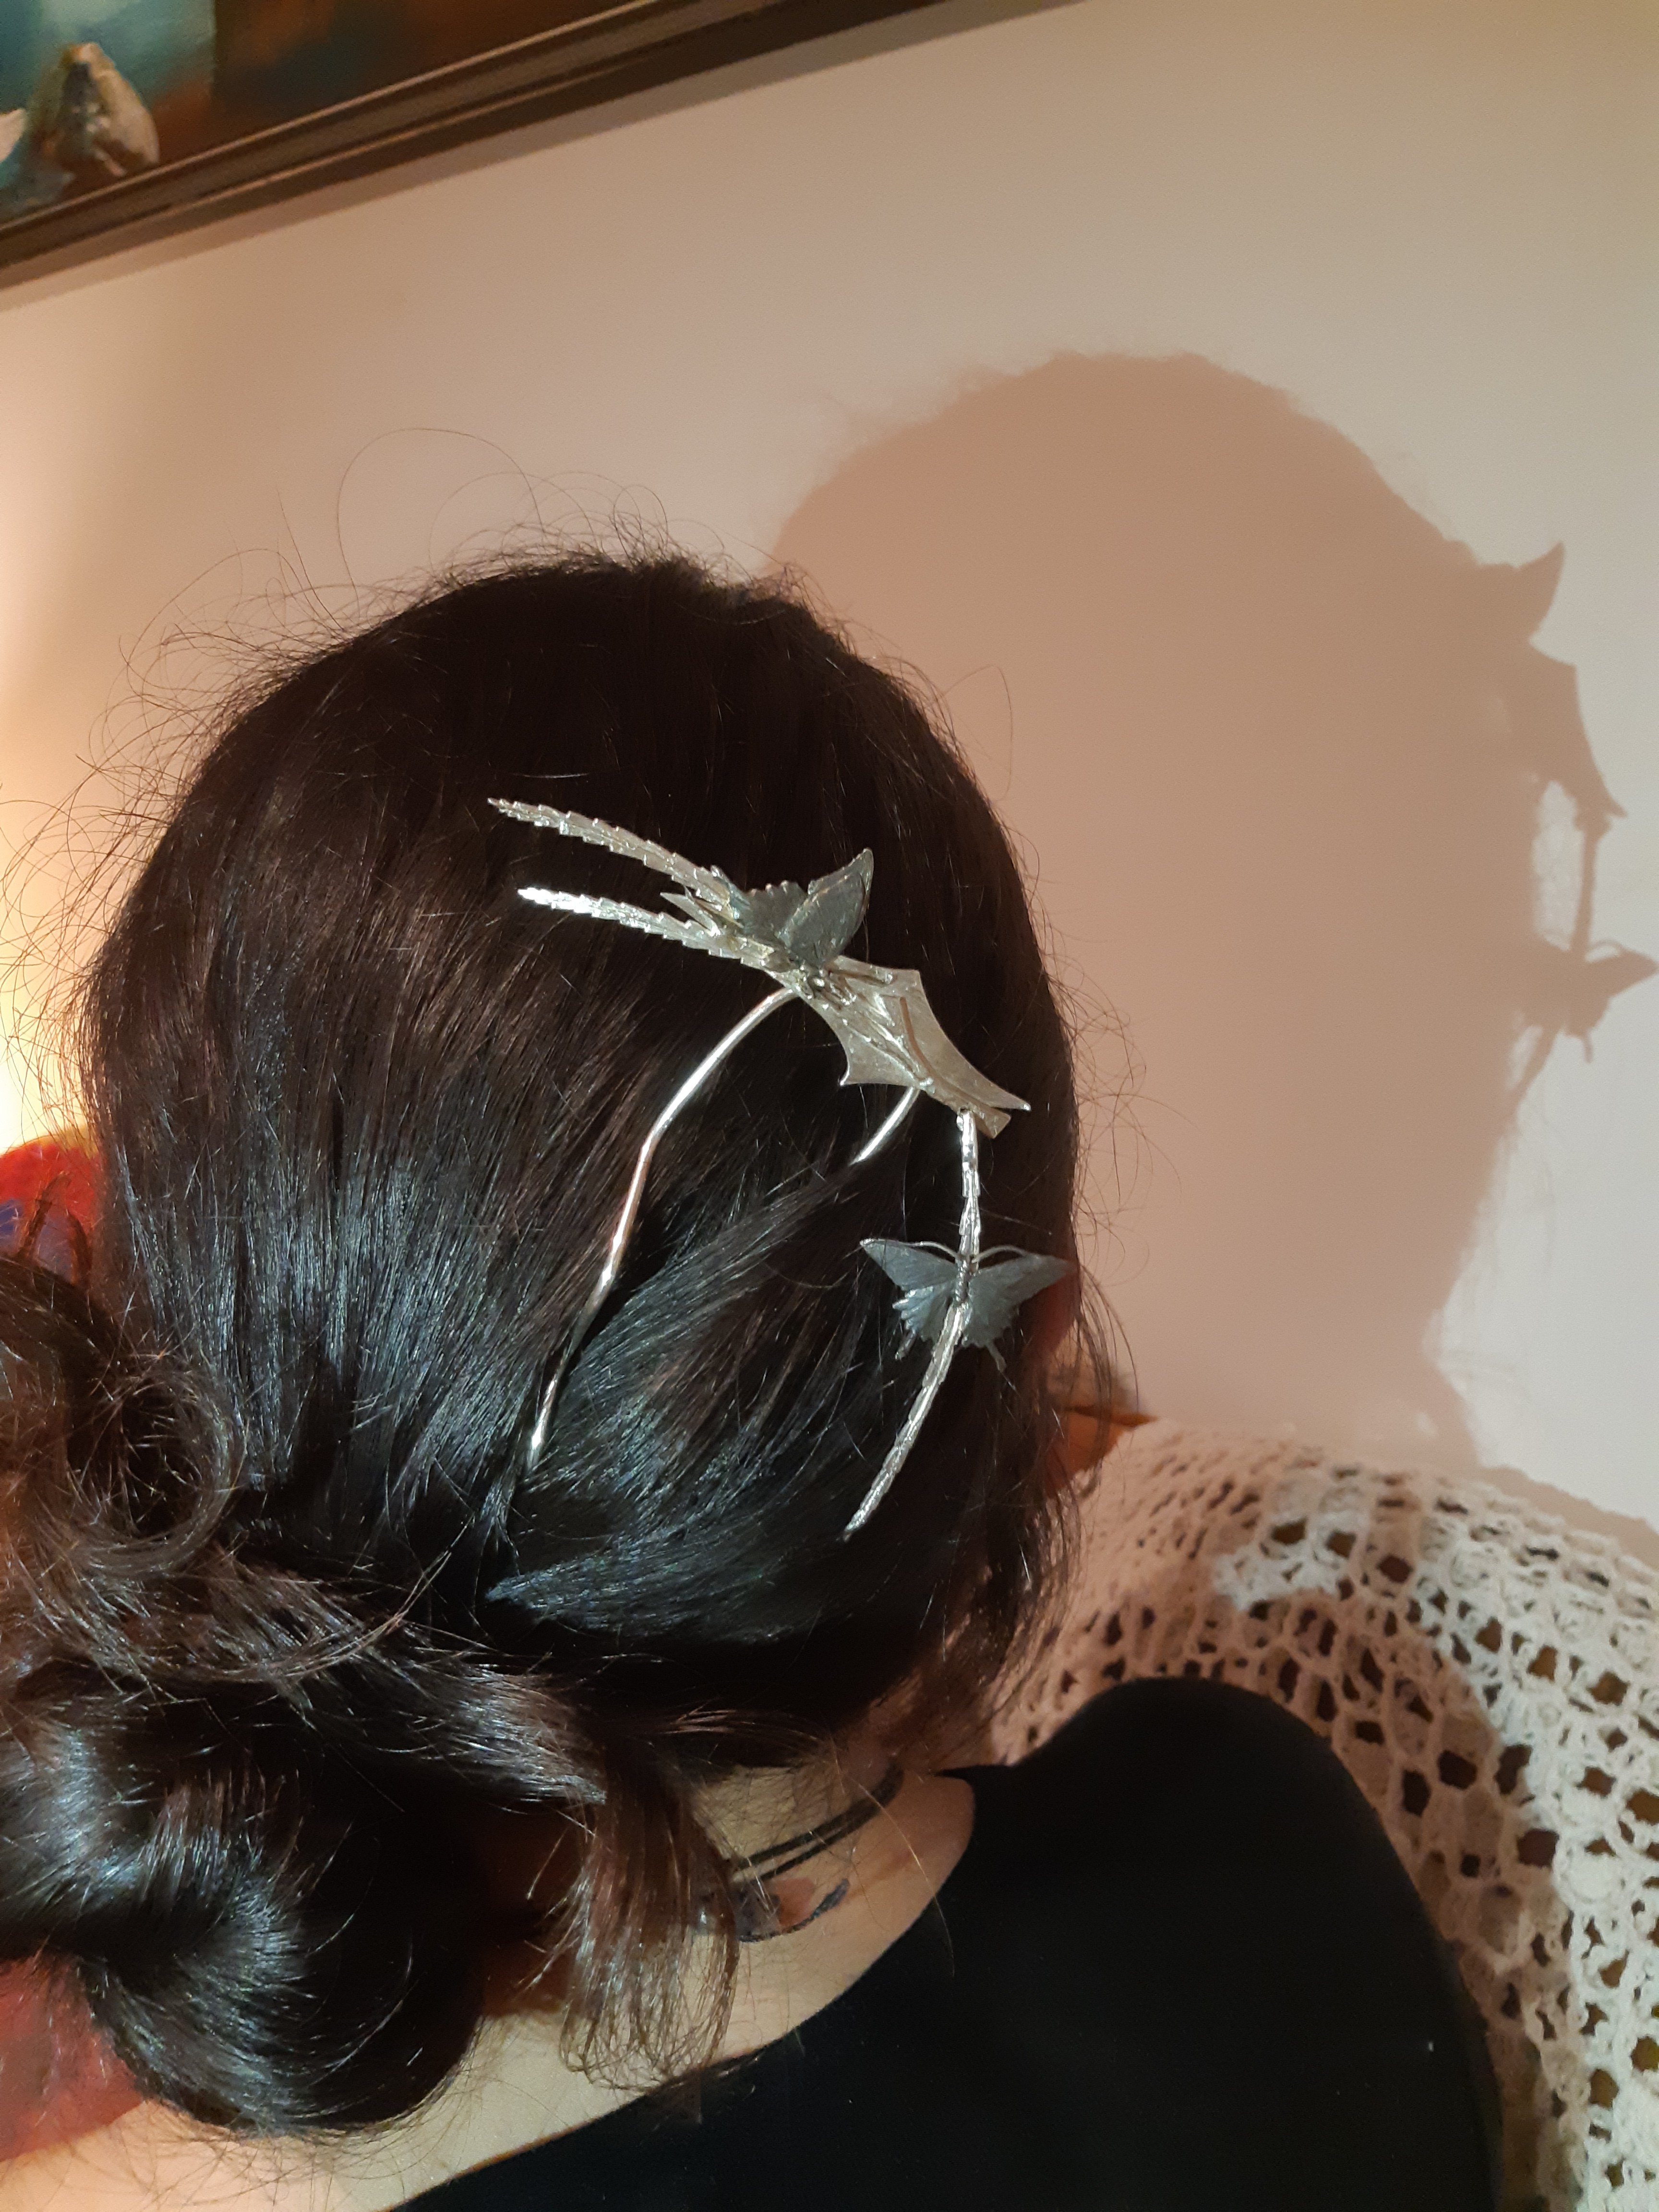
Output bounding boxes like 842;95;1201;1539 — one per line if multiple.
0;553;1089;2133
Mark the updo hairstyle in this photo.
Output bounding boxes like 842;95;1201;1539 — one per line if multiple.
0;555;1090;2136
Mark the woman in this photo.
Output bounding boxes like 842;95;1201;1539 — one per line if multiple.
0;555;1499;2210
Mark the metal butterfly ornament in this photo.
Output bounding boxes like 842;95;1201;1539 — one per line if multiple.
861;1242;1073;1370
490;800;1069;1533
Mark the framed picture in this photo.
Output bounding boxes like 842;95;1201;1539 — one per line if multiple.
0;0;933;283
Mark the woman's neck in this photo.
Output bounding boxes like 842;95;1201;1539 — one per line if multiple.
320;1745;975;2210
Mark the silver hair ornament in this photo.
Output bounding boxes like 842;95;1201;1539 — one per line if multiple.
860;1242;1074;1370
491;800;1069;1534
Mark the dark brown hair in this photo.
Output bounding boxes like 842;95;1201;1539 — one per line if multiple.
0;554;1090;2135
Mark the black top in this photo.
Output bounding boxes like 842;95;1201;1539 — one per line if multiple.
410;1680;1502;2212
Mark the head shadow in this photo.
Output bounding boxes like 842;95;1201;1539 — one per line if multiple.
773;353;1653;1465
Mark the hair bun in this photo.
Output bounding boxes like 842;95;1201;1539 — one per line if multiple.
0;1256;504;2131
0;1658;490;2131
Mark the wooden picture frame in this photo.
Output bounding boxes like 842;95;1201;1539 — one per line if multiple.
0;0;937;285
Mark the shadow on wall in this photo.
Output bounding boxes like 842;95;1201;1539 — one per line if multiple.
773;355;1654;1468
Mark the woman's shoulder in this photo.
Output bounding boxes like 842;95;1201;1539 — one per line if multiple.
959;1673;1373;1873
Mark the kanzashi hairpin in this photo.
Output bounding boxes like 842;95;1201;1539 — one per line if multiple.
490;800;1069;1533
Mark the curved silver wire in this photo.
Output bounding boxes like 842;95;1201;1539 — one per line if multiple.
842;1111;982;1535
852;1085;921;1165
527;986;793;1462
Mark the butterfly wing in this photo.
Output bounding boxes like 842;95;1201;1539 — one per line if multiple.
960;1252;1072;1349
861;1238;956;1294
779;852;874;965
861;1238;958;1343
726;878;806;941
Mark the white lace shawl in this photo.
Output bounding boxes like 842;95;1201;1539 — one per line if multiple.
988;1423;1659;2212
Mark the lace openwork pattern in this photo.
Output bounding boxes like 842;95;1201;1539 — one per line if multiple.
988;1424;1659;2212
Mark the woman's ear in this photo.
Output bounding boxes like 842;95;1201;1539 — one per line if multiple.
1027;1259;1150;1483
1026;1266;1081;1382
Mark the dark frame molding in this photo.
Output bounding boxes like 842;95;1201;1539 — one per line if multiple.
0;0;937;284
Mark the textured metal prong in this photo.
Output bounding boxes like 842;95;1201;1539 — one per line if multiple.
492;799;736;906
518;885;731;956
843;1111;982;1535
526;986;793;1464
851;1087;921;1166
